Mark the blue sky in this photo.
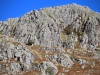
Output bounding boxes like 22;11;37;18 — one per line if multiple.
0;0;100;21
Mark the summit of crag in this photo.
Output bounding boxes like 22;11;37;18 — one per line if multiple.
0;3;100;75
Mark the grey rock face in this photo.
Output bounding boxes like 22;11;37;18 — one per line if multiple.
43;61;58;75
47;53;74;68
0;3;100;50
0;35;35;74
32;61;58;75
0;3;100;75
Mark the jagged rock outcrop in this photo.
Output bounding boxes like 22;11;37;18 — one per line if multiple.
0;35;36;75
0;3;100;75
0;3;100;50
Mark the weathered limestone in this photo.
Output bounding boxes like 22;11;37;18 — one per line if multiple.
0;3;100;75
0;4;100;50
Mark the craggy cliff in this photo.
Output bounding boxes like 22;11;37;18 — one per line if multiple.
0;3;100;75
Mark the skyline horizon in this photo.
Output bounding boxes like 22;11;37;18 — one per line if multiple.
0;0;100;21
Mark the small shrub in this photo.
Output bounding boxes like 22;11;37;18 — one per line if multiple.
0;31;2;35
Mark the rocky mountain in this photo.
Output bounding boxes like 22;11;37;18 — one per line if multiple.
0;3;100;75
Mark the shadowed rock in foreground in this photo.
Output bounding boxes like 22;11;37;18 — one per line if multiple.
0;3;100;75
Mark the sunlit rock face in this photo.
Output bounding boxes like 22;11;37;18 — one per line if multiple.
0;3;100;75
